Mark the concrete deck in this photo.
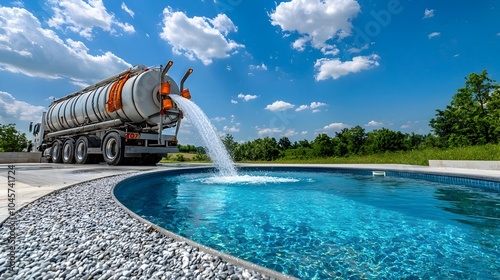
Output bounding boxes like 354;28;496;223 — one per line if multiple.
0;163;176;224
2;163;500;224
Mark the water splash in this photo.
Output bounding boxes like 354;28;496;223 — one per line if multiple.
195;175;301;185
170;95;238;176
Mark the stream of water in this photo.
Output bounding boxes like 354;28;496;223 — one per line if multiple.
170;95;238;177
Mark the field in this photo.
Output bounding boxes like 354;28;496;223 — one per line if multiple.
162;144;500;166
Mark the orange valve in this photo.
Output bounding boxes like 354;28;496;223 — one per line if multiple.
163;99;173;110
161;82;171;95
181;89;191;99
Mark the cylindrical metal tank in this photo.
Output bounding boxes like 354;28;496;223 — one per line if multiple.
45;68;180;132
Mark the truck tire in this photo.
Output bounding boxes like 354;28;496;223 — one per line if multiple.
75;136;91;164
62;138;75;164
102;132;124;165
50;140;63;163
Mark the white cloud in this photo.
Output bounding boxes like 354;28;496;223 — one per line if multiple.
347;44;369;54
428;32;440;39
223;125;239;132
310;102;327;109
265;100;295;111
231;99;238;104
301;131;308;135
258;127;283;135
212;117;226;122
324;123;348;130
121;2;134;18
47;0;135;39
0;91;45;122
296;101;327;112
284;129;297;137
401;124;410;129
0;7;131;81
160;7;244;65
249;63;268;71
365;120;383;127
314;54;380;81
453;54;460;58
237;93;258;101
270;0;360;55
226;65;232;71
423;9;435;19
295;105;309;112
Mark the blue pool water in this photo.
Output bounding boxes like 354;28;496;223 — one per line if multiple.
114;168;500;279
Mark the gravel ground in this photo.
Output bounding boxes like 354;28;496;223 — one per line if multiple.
0;174;278;280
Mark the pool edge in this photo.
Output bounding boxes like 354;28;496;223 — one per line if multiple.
111;167;299;280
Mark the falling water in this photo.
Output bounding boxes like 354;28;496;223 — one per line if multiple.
170;95;238;177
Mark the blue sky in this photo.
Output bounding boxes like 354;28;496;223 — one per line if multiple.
1;0;499;146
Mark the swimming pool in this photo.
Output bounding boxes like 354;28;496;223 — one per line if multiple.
113;167;500;279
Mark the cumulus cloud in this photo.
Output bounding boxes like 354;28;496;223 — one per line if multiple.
249;63;268;71
423;9;435;19
296;101;327;112
314;54;380;81
223;125;239;132
284;129;297;137
258;127;283;135
0;91;45;122
265;100;295;111
310;102;327;109
121;2;134;18
295;105;309;112
428;32;440;39
160;7;244;65
231;99;238;104
47;0;135;39
0;7;131;81
270;0;360;54
301;131;308;135
212;117;226;122
365;120;383;127
237;93;258;101
323;122;348;130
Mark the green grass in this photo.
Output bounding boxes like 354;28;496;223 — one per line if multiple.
274;144;500;165
161;144;500;165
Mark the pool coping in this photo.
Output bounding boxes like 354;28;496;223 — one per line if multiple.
111;164;500;280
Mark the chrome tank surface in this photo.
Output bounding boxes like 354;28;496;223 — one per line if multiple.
45;70;180;132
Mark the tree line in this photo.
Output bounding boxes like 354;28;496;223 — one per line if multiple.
219;70;500;161
1;70;498;157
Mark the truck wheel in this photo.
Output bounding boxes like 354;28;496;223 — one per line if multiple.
102;132;124;165
75;136;91;164
50;140;63;163
62;139;75;164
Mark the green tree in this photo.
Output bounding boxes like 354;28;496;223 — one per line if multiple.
221;134;239;159
430;70;500;146
278;137;292;150
312;133;333;157
0;124;28;152
365;128;406;153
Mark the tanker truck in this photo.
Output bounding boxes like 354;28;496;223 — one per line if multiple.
29;60;192;166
